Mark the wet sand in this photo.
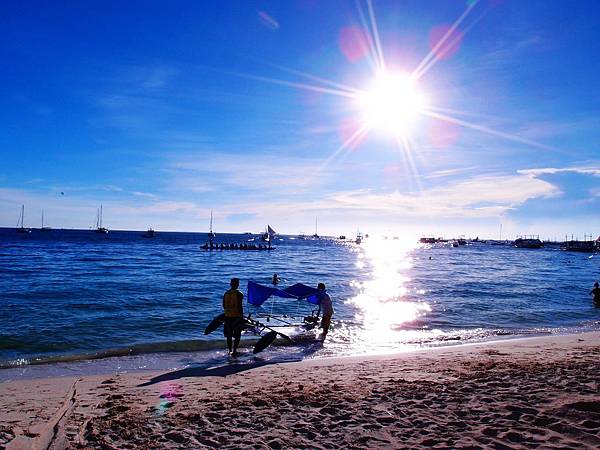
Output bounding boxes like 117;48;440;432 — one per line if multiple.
1;332;600;449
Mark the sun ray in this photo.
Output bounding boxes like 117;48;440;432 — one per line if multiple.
355;0;383;73
414;9;488;81
414;27;466;81
223;69;360;99
426;105;502;121
398;135;424;193
411;0;479;82
265;62;364;96
366;0;386;71
319;124;370;171
421;109;563;154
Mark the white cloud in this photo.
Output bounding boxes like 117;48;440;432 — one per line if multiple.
212;172;558;222
165;151;336;195
49;184;124;193
517;166;600;177
132;191;158;199
0;168;571;233
318;173;558;218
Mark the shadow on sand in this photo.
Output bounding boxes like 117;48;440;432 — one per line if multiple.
138;360;289;387
138;341;323;387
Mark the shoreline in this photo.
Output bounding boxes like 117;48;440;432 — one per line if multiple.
2;326;599;382
1;325;597;380
2;331;599;448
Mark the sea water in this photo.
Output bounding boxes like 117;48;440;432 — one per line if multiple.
1;229;599;380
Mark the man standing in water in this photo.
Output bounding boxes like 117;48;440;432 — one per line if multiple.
223;278;244;356
317;282;333;341
590;282;600;304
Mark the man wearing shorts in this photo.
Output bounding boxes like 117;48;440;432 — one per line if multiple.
317;282;333;341
223;278;244;355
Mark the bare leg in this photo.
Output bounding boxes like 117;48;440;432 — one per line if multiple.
320;314;332;341
232;333;241;355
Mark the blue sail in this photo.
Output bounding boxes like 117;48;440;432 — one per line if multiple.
247;281;323;306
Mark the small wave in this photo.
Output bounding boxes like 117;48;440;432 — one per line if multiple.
0;337;261;369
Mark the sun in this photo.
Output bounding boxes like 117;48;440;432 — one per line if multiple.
357;71;427;138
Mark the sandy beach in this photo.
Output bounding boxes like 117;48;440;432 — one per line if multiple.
1;332;599;449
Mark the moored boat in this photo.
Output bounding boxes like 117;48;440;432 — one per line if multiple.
355;230;363;244
93;205;108;234
514;236;543;249
39;210;52;232
562;235;597;253
16;205;31;234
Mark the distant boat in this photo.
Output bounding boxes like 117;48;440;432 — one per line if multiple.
260;225;277;248
16;205;31;234
297;232;307;240
207;210;216;241
514;236;542;249
419;237;437;244
143;228;155;238
338;235;346;240
40;210;52;232
355;230;363;244
261;225;276;241
562;240;596;252
94;205;108;234
562;234;597;253
312;217;319;239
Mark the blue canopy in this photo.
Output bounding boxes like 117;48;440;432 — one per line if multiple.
247;281;323;307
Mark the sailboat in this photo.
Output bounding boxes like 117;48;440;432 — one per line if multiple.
16;205;31;233
207;210;216;242
355;228;363;244
312;217;319;239
94;205;109;234
40;210;52;232
260;225;277;248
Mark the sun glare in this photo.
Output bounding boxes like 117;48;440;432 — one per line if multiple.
357;71;427;137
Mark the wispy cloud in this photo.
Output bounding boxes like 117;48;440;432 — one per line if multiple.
518;165;600;177
164;151;337;196
50;184;124;193
211;172;558;222
132;191;158;199
424;166;479;179
25;178;45;184
320;173;557;218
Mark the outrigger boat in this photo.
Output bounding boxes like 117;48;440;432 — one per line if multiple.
201;224;276;251
204;281;324;353
200;242;275;251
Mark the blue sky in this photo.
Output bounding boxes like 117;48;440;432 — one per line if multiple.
1;0;600;239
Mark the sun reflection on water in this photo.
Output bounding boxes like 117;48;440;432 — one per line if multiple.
347;236;432;353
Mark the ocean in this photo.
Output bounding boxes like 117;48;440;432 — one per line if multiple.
1;228;599;380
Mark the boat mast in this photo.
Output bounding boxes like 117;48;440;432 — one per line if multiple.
42;210;44;228
18;205;24;229
99;204;103;229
